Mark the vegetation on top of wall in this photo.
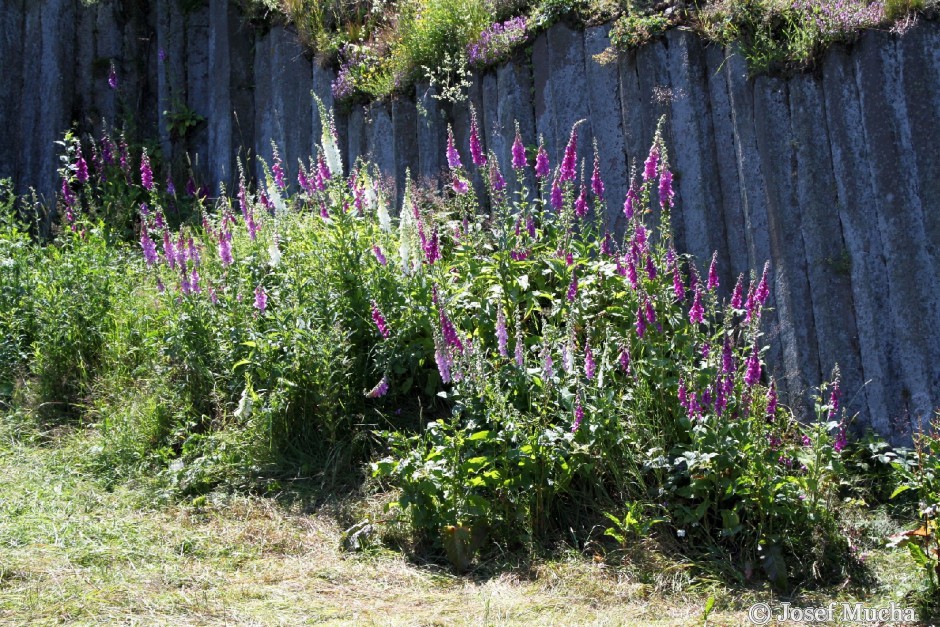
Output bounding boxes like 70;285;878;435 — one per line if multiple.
233;0;935;105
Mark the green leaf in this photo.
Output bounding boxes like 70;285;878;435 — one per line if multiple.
703;596;716;621
889;484;911;499
467;430;491;441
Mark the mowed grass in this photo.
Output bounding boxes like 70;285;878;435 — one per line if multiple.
0;412;922;626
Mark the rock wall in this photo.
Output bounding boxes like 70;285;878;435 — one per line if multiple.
1;1;937;442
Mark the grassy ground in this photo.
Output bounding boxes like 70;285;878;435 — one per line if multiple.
0;412;924;626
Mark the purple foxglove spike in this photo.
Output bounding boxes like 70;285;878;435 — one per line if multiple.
619;345;631;373
766;381;777;421
635;304;646;338
372;301;390;339
140;230;158;267
658;168;674;208
574;185;588;219
365;375;390;399
722;336;735;374
140;149;154;191
689;285;704;325
624;185;638;219
756;261;771;305
541;344;554;380
535;142;550;179
560;127;578;182
744;345;761;386
643;145;659;181
254;285;268;313
567;271;578;302
452;175;469;195
584;342;595;380
673;265;684;301
446;126;462;170
626;257;638;290
373;245;387;266
707;252;719;291
469;109;486;166
591;153;604;200
571;399;584;433
489;161;506;192
731;274;744;309
218;231;233;267
829;379;841;418
511;131;527;170
496;310;509;358
75;146;89;184
550;175;563;210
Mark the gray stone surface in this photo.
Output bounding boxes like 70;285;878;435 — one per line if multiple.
584;25;628;232
253;30;275;182
788;73;866;422
854;31;938;435
546;23;593;181
346;105;366;172
665;30;727;283
753;76;820;412
899;23;940;410
393;99;419;208
618;49;646;176
415;81;446;185
36;0;77;201
705;45;748;285
532;30;558;175
93;0;122;126
312;62;336;157
722;50;787;399
0;0;24;184
821;45;895;437
364;103;396;206
185;4;211;181
495;58;537;205
15;2;42;197
208;0;233;192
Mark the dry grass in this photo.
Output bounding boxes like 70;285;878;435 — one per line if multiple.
0;418;922;626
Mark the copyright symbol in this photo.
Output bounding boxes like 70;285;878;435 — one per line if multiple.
748;602;772;625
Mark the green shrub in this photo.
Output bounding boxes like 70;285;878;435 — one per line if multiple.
391;0;493;86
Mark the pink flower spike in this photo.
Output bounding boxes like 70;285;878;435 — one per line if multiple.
446;126;462;170
643;145;659;181
365;375;390;399
571;399;584;433
372;301;390;339
535;142;550;178
511;130;527;170
744;345;761;386
731;274;744;309
560;127;578;182
591;152;604;200
254;285;268;313
469;108;486;167
689;285;704;325
658;168;674;208
707;252;719;291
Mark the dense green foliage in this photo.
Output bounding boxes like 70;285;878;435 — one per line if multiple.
0;111;935;604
